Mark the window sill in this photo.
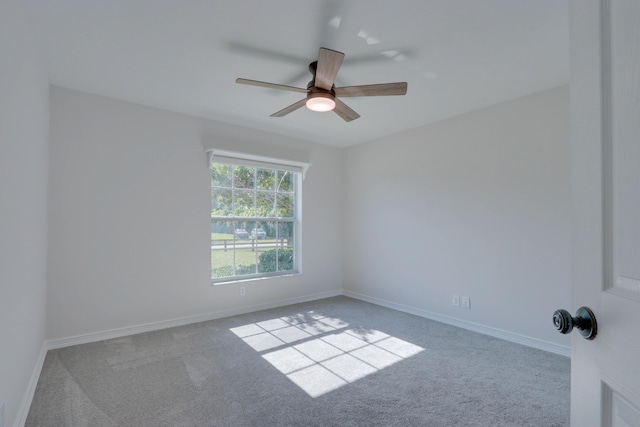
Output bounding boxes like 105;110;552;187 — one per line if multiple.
211;272;301;286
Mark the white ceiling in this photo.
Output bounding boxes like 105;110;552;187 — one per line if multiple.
28;0;569;148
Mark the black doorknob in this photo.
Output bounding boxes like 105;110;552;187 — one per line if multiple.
553;307;597;340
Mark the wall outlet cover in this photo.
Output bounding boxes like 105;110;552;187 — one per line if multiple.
452;294;460;306
462;296;470;309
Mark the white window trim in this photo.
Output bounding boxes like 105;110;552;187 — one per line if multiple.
208;149;308;285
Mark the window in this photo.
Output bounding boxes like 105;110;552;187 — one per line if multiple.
209;151;306;283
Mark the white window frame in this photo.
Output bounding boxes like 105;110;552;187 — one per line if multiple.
208;149;309;285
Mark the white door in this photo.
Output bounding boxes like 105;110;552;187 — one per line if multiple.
570;0;640;425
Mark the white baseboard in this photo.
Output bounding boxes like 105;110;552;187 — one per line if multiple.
15;342;47;427
46;290;343;350
45;288;569;356
343;290;571;358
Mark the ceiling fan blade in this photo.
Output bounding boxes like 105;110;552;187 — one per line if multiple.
227;41;308;65
344;48;416;66
333;98;360;122
315;48;344;90
334;82;408;97
236;78;307;93
271;98;308;117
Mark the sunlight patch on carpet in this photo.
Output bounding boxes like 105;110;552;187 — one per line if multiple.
230;311;424;397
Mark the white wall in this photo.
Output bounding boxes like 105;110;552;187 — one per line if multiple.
47;85;569;349
47;87;343;340
343;86;571;348
0;1;50;425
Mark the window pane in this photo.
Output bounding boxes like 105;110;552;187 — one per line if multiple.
277;221;293;240
211;189;232;216
211;164;232;188
211;219;234;238
234;221;257;275
257;220;275;273
257;220;275;241
276;170;293;192
234;190;255;217
257;168;275;190
232;222;249;240
235;247;257;275
277;222;294;272
277;193;294;217
277;247;294;272
211;220;234;279
256;191;275;217
249;221;268;240
211;160;298;282
253;220;270;273
234;165;255;189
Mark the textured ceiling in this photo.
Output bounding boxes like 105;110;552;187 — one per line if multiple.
28;0;569;147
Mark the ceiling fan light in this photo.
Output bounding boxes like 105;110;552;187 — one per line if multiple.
306;93;336;112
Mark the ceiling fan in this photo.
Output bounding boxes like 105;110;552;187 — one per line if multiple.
235;47;408;122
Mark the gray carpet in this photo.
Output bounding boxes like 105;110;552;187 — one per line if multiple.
26;296;570;426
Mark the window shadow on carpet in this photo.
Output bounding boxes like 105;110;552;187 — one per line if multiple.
230;309;424;397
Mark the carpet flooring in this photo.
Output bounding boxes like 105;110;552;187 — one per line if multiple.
26;296;570;426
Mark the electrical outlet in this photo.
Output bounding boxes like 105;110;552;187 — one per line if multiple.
240;287;245;296
461;296;470;309
452;294;460;307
